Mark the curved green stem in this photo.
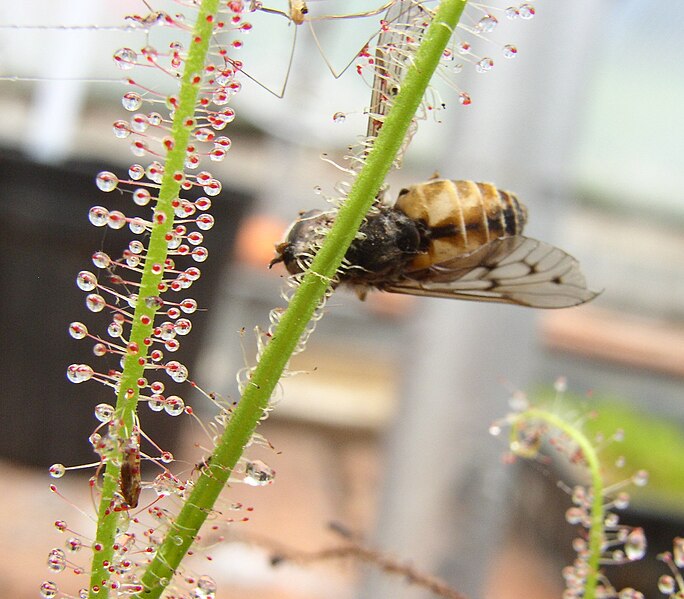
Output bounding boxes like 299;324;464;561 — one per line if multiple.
509;408;604;599
135;1;468;597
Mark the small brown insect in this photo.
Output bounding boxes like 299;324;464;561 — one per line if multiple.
271;178;598;308
120;434;141;508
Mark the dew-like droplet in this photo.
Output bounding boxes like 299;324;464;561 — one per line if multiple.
192;247;209;262
86;294;106;312
502;44;518;59
174;319;192;335
55;521;71;534
505;6;519;19
618;589;644;599
209;147;227;162
67;363;94;383
624;528;646;561
632;470;649;487
130;113;149;133
107;321;123;339
180;298;198;314
148;112;163;127
69;322;88;339
332;111;346;123
129;165;145;182
476;57;494;73
194;575;217;599
96;171;119;192
89;206;109;227
658;575;675;594
91;252;111;270
165;360;188;383
488;423;502;436
76;271;97;292
458;92;472;106
113;47;137;70
203;179;222;196
571;485;587;505
196;214;215;231
147;161;164;183
39;581;58;599
215;136;232;150
243;460;275;486
122;91;143;111
605;512;620;527
47;548;67;573
94;403;115;423
518;3;536;19
164;395;185;416
131;139;149;157
148;395;165;412
157;322;175;341
614;491;630;510
165;338;180;352
145;295;164;310
113;120;131;139
194;127;215;142
49;464;66;478
129;217;147;234
673;536;684;567
66;537;82;552
187;232;203;246
476;14;498;32
565;506;585;525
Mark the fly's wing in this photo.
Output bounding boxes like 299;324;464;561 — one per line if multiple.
381;236;599;308
367;1;428;143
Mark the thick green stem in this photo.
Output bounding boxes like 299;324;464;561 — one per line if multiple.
135;1;468;597
87;1;219;597
509;408;604;599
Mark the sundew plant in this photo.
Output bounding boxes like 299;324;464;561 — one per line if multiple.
36;0;683;598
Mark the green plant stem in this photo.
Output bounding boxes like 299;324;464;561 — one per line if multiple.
87;1;219;597
135;1;468;597
509;408;604;599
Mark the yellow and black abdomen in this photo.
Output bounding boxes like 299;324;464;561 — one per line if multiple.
394;179;528;271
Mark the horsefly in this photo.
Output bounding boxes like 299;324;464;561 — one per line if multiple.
271;2;598;309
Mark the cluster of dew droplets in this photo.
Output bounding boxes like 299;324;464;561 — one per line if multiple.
657;538;684;598
442;1;536;102
342;0;537;179
489;379;650;599
43;2;260;598
561;471;649;598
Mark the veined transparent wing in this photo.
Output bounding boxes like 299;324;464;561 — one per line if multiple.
366;1;433;157
381;236;599;308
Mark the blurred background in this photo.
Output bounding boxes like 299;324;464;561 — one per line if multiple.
0;1;682;598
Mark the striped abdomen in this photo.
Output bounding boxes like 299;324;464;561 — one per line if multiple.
394;179;528;271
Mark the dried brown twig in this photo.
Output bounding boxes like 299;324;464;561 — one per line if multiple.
268;522;468;599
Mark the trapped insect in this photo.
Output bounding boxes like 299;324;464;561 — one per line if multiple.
271;178;598;308
120;432;142;508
